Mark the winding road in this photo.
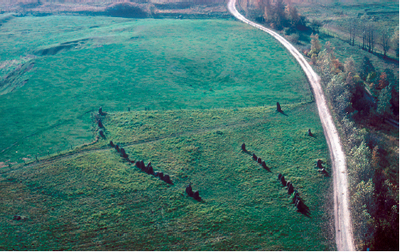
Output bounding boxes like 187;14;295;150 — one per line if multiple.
226;0;354;250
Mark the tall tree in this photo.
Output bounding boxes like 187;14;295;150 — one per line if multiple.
377;86;392;117
366;22;376;53
347;18;357;46
391;28;399;57
360;56;375;80
380;29;391;58
286;4;300;29
310;33;322;55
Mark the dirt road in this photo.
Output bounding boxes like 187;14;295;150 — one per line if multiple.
227;0;354;250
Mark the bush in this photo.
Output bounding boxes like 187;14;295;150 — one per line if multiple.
290;33;300;44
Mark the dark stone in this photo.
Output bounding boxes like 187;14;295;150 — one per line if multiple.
13;215;21;221
257;157;262;164
241;143;246;151
281;176;286;186
278;173;282;180
295;199;304;211
286;181;292;188
98;120;104;128
288;184;294;195
317;159;323;168
140;161;145;169
277;102;282;112
115;145;120;152
109;141;115;147
147;165;154;175
130;160;135;164
252;154;257;160
135;161;141;168
120;148;128;158
146;162;151;168
99;106;106;116
261;161;268;169
186;184;193;197
308;128;313;136
193;191;201;201
99;130;105;138
163;174;172;184
158;172;164;180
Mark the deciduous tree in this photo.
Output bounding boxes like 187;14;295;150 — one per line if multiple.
391;28;399;57
377;86;392;117
380;29;391;58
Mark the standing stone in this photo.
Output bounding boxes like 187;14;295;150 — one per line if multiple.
261;161;268;170
308;129;313;136
241;143;246;152
317;159;323;168
163;174;172;184
109;141;115;147
147;165;154;175
98;120;104;128
278;173;283;180
277;102;282;112
99;130;105;138
193;191;201;201
281;176;286;186
252;154;257;161
186;184;193;197
257;157;262;164
288;184;294;195
115;145;120;152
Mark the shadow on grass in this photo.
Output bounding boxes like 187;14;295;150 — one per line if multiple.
277;110;288;116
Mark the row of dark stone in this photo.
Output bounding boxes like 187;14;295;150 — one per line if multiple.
241;143;270;171
278;173;307;212
101;107;201;201
109;140;173;185
185;184;202;201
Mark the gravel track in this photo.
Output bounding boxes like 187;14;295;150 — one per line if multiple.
226;0;354;250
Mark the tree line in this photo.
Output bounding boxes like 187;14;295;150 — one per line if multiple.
310;35;399;250
343;16;398;58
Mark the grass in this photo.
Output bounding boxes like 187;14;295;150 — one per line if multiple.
0;103;335;250
0;16;313;164
0;14;335;250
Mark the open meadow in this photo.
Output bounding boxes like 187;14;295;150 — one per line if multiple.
0;15;334;250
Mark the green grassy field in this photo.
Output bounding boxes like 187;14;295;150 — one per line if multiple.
0;16;313;164
1;104;334;250
0;15;334;250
